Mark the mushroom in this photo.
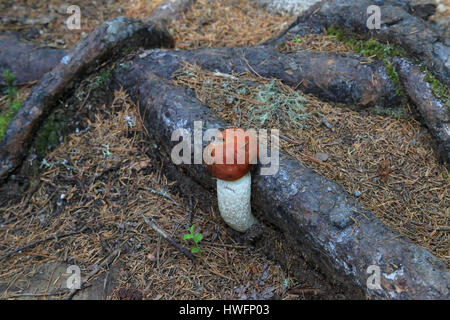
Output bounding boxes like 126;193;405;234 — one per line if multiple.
204;128;259;232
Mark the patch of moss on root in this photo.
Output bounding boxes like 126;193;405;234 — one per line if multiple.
326;26;450;107
33;111;70;160
90;71;112;90
326;26;405;97
424;72;450;108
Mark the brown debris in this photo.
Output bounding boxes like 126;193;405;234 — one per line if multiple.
170;0;293;49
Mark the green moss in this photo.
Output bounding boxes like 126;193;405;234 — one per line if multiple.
90;71;111;90
0;69;22;140
327;26;405;96
425;72;450;108
34;112;69;159
0;117;10;139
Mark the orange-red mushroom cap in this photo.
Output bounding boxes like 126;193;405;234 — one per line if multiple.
204;128;259;181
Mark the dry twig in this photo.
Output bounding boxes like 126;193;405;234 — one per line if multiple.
142;214;198;265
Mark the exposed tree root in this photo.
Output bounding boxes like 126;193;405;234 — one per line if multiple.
0;33;68;86
266;0;449;87
394;57;450;167
0;1;448;300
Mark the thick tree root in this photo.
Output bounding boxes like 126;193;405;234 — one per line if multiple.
0;2;448;299
111;63;449;299
0;33;68;86
266;0;450;87
394;58;450;167
137;46;400;106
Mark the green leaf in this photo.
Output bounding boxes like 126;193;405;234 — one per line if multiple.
189;225;195;234
183;234;193;240
193;233;203;243
191;247;200;254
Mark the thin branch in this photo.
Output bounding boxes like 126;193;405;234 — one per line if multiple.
142;214;198;265
0;227;87;261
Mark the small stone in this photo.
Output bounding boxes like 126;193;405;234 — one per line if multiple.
319;118;334;130
315;152;329;162
353;191;361;197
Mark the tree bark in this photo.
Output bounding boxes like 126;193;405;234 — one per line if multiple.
137;45;400;107
145;0;197;26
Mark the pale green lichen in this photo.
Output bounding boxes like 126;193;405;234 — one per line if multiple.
250;80;309;129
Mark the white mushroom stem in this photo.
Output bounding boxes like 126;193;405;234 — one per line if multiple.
216;172;257;232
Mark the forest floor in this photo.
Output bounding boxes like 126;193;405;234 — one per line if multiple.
0;0;448;299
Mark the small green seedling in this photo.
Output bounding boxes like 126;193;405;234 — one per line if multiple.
183;225;203;254
292;34;302;44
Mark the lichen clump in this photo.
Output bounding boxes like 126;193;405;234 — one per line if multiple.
251;80;309;128
174;64;309;130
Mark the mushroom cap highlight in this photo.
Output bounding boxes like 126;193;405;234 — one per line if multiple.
205;128;259;181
